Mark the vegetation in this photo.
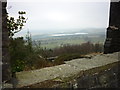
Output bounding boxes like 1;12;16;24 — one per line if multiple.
9;34;103;72
53;42;103;65
9;31;54;72
7;11;27;38
8;11;104;73
54;53;85;65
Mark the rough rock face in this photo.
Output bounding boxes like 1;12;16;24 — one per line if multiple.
1;1;11;82
104;1;120;54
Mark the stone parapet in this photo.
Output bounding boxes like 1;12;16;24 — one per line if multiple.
10;52;119;88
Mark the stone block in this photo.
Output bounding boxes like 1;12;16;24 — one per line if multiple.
2;64;11;82
77;75;98;88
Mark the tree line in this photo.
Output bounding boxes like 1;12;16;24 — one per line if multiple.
8;11;104;72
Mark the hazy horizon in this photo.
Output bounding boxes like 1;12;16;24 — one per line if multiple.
7;0;110;37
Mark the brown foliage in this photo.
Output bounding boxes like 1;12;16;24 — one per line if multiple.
52;41;103;56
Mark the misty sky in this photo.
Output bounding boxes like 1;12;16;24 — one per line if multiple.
7;0;110;37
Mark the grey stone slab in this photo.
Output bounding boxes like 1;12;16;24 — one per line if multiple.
15;52;119;88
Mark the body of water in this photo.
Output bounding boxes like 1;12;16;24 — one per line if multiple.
51;33;88;37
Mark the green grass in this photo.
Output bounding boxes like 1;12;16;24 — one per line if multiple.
40;37;105;49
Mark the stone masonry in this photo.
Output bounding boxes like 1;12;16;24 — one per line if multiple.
2;1;11;83
104;1;120;54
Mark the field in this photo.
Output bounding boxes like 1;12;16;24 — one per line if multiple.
32;33;105;49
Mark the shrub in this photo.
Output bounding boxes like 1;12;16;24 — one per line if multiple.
52;42;103;57
24;53;54;70
11;60;25;72
54;53;85;65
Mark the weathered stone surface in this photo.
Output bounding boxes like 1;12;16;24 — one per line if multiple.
13;52;119;88
60;63;119;88
109;1;120;28
2;1;11;83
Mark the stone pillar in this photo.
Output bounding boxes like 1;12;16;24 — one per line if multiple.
104;1;120;54
0;1;2;87
2;1;11;83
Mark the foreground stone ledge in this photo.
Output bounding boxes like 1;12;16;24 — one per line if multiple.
14;52;119;88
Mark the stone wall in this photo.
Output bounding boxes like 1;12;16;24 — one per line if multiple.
22;61;120;88
20;52;120;88
53;62;120;88
104;1;120;54
2;1;11;83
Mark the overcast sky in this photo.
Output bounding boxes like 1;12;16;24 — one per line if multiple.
7;0;110;37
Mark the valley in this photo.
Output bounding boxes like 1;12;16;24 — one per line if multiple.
32;28;106;49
